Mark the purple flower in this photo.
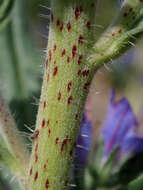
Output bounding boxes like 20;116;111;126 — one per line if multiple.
76;113;92;165
102;89;143;157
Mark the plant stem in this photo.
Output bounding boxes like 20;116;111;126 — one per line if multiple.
28;0;97;189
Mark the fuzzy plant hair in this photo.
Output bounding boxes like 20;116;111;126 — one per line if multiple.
0;0;143;190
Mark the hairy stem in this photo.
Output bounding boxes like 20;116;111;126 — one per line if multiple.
28;0;97;189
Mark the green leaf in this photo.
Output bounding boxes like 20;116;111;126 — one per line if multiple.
0;0;14;30
127;174;143;190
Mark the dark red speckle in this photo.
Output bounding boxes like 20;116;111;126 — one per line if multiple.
56;137;59;144
58;92;61;101
53;66;58;77
49;50;52;61
67;57;70;63
44;164;47;171
67;82;72;92
56;19;60;26
60;22;63;31
34;130;39;140
45;178;50;189
35;154;38;163
53;44;56;51
61;138;72;152
78;55;83;65
75;7;80;20
82;70;89;77
67;96;72;105
72;45;77;58
42;119;45;128
67;22;71;31
61;139;68;152
118;29;122;34
43;101;46;109
34;171;38;181
69;150;73;156
112;33;115;36
77;69;81;76
48;129;51;137
84;82;90;90
30;167;33;176
78;35;84;44
61;49;66;56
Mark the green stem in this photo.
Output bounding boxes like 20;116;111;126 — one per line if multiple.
28;0;143;190
28;0;97;189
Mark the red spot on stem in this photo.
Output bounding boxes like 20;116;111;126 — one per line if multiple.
67;96;72;105
75;7;80;20
67;22;71;31
53;44;56;51
34;171;38;181
69;150;73;156
78;55;83;65
84;82;90;90
49;50;52;61
72;45;77;58
77;69;81;76
34;130;39;140
118;29;122;34
42;119;45;128
67;82;72;92
53;66;58;77
61;49;66;56
44;164;47;171
60;22;63;31
58;92;61;101
45;178;50;189
56;137;59;144
82;70;89;77
48;129;51;137
78;35;84;44
56;19;60;26
30;167;33;176
67;57;70;63
35;154;38;163
43;101;46;109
